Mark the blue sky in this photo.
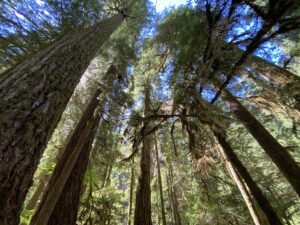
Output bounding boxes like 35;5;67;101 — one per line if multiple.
150;0;188;12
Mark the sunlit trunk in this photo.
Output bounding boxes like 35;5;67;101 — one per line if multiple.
222;88;300;196
213;130;283;225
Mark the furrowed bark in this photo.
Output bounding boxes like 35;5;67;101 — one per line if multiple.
30;89;103;225
213;130;283;225
222;88;300;196
134;83;152;225
0;13;123;225
47;116;100;225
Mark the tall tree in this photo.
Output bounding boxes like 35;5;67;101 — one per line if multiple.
30;88;103;225
220;87;300;196
167;163;182;225
217;139;265;225
47;118;99;225
127;159;135;225
0;13;124;224
154;132;167;225
134;81;153;225
213;129;283;225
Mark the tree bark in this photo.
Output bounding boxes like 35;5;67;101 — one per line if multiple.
167;164;182;225
127;160;135;225
213;130;283;225
245;89;300;126
134;83;152;225
219;145;265;225
247;54;300;106
222;88;300;196
47;117;99;225
229;45;300;110
25;173;49;211
154;133;167;225
30;88;103;225
0;13;123;225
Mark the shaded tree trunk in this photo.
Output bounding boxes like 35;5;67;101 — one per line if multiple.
0;13;123;225
31;88;103;225
167;164;182;225
154;133;167;225
213;130;283;225
222;88;300;196
134;83;152;225
127;160;135;225
47;117;100;225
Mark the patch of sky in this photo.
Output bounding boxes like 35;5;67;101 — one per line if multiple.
201;85;217;102
225;4;285;65
154;62;173;100
227;76;252;98
150;0;190;13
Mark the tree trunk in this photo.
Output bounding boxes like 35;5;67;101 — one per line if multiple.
245;89;300;126
165;166;174;224
247;54;300;107
47;117;99;225
25;173;49;210
222;88;300;196
0;13;123;225
127;160;135;225
134;83;152;225
229;45;300;110
213;130;283;225
154;133;167;225
30;88;103;225
219;145;265;225
167;164;182;225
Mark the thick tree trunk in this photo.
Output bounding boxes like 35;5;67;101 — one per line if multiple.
0;13;123;225
47;117;99;225
222;88;300;196
154;133;167;225
247;54;300;100
213;130;283;225
30;89;103;225
134;84;152;225
219;146;264;225
127;160;135;225
245;90;300;126
230;45;300;110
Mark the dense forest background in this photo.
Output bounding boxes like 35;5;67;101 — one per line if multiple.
0;0;300;225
